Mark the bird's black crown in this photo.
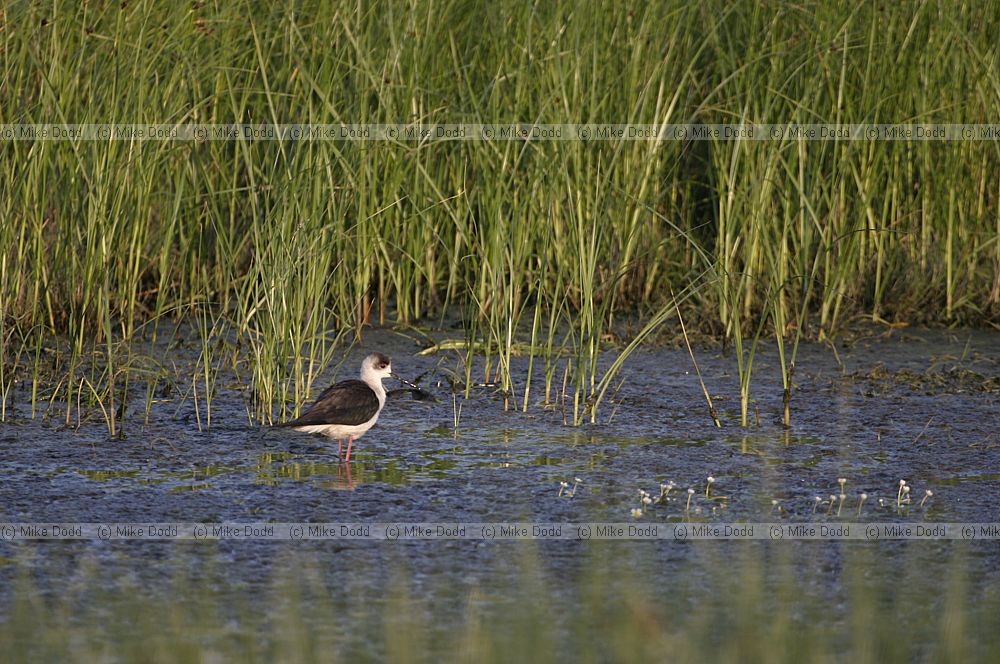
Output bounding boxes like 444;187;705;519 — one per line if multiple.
372;352;391;369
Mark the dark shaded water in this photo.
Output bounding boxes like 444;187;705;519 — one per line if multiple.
1;327;998;656
3;327;997;523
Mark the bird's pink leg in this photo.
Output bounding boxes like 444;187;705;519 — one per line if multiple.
337;439;343;461
344;436;354;463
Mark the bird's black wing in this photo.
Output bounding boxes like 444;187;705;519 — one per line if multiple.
277;379;380;427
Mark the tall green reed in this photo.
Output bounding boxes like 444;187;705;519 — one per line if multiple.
1;0;998;428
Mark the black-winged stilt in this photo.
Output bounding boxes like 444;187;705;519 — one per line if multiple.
277;352;405;462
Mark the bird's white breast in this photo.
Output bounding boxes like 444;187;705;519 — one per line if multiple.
293;410;380;440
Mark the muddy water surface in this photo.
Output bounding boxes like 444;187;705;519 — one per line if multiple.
1;327;998;655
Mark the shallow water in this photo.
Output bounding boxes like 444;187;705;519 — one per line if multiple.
3;327;997;522
1;326;999;656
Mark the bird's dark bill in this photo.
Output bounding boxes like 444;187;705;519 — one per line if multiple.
391;373;420;390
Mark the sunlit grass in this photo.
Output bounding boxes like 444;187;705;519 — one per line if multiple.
1;0;998;428
0;543;996;662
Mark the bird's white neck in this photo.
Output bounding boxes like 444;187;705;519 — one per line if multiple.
360;369;387;406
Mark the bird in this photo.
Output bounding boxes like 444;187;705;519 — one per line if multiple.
276;352;401;462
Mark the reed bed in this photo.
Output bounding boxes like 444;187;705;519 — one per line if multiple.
1;543;994;662
2;0;998;427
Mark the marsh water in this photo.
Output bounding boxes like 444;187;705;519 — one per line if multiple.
2;327;999;658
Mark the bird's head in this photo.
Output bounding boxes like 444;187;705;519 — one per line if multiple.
361;352;395;382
